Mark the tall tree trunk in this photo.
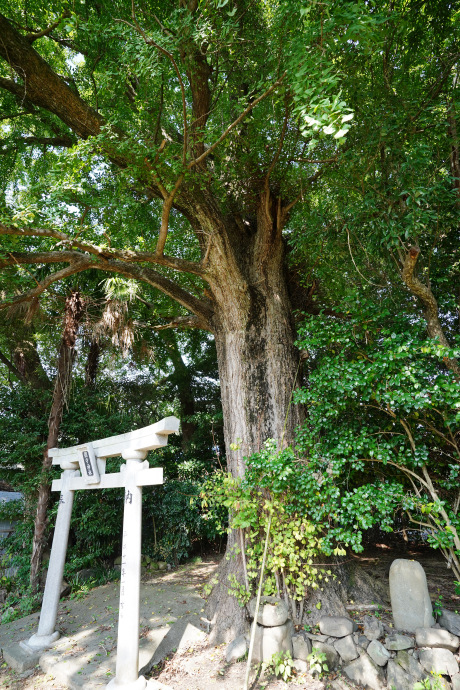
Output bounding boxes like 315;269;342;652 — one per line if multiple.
29;291;83;591
203;193;304;642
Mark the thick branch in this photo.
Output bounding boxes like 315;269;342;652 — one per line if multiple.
0;224;203;275
154;315;208;330
401;246;460;378
0;14;102;139
1;260;91;311
0;251;213;328
0;135;74;153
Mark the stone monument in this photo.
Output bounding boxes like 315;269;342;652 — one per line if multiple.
10;416;179;690
389;558;434;632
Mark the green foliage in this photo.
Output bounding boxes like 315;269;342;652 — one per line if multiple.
266;650;294;682
294;289;460;573
307;647;329;678
144;479;220;566
202;441;327;611
413;674;445;690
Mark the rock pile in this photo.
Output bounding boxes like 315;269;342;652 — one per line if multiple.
225;559;460;689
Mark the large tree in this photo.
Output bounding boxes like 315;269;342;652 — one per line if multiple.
0;0;458;639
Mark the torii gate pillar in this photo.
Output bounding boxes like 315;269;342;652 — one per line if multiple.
19;416;179;690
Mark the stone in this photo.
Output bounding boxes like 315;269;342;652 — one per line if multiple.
305;632;329;643
334;634;359;663
312;642;339;670
2;645;41;673
292;633;311;661
292;658;308;673
385;633;414;650
252;622;292;663
419;648;459;677
439;679;452;690
451;674;460;690
394;650;426;682
389;559;434;632
343;652;385;690
319;616;354;638
387;659;414;690
416;627;460;652
439;610;460;637
114;556;122;565
76;568;97;583
226;634;247;663
363;615;384;641
60;580;71;598
366;639;391;667
157;561;167;571
358;635;370;650
248;595;289;627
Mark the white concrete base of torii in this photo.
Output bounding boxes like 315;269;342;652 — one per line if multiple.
16;416;180;690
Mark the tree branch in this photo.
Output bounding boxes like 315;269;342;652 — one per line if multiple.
0;251;213;328
401;246;460;378
0;349;28;384
0;135;74;154
116;17;188;165
187;73;287;170
153;315;210;331
0;223;204;275
0;14;103;140
25;10;70;44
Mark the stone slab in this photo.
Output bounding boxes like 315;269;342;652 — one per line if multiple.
440;610;460;637
343;652;385;690
389;559;434;632
292;632;311;661
319;616;354;638
367;639;391;667
363;615;384;641
385;633;414;650
2;643;41;673
416;627;460;652
334;634;359;663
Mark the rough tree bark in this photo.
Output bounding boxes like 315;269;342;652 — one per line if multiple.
29;291;84;591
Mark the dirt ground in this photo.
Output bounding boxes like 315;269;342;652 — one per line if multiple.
1;543;458;690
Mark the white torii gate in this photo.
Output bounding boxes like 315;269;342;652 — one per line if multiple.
20;416;180;690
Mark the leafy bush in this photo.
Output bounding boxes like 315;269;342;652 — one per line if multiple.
294;293;460;576
202;441;327;617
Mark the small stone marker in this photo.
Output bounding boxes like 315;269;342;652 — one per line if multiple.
10;416;180;690
389;559;434;632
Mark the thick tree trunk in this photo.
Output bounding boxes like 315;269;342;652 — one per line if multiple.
203;194;304;642
29;291;83;591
